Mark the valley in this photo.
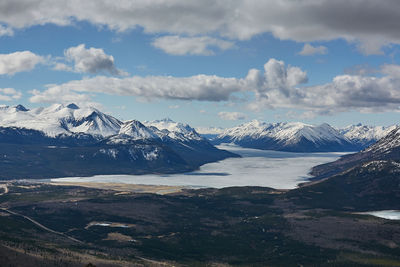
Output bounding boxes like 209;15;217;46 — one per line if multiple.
0;181;399;266
2;3;400;266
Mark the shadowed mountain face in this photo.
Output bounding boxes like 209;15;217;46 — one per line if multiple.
289;160;400;211
287;127;400;211
0;104;238;179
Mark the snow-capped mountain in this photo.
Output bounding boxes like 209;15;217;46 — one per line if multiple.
144;118;204;142
0;104;237;179
142;118;238;166
363;127;400;155
118;120;159;140
0;103;122;137
213;120;356;152
339;124;397;148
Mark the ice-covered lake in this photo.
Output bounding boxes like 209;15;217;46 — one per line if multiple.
52;144;347;189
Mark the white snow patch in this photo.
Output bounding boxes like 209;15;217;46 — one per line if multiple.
357;210;400;220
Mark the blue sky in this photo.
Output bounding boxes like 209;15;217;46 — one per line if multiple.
1;1;400;128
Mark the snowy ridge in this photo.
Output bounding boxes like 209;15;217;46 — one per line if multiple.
364;127;400;154
340;124;397;145
144;118;204;141
119;120;159;140
218;120;346;145
0;104;207;144
214;120;399;152
0;103;122;137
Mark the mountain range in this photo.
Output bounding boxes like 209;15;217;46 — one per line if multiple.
206;120;397;152
0;104;237;179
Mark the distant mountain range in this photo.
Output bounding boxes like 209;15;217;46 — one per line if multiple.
0;104;237;179
202;120;397;152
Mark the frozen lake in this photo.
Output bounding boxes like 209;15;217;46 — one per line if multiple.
52;144;346;189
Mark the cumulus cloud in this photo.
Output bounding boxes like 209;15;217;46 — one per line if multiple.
152;35;234;55
218;111;247;121
298;43;327;56
249;62;400;116
29;58;400;117
0;51;44;75
0;88;22;101
1;1;400;54
28;58;309;106
247;59;308;100
62;44;127;75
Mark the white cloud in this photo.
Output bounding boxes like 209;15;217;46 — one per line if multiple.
29;88;91;104
0;51;44;75
218;111;247;121
249;63;400;116
30;74;246;103
298;43;327;56
53;62;73;72
63;44;127;75
29;58;400;116
0;88;22;101
381;64;400;78
1;1;400;55
152;35;234;55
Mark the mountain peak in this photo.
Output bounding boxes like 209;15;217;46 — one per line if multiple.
66;103;80;109
14;104;29;111
118;120;158;140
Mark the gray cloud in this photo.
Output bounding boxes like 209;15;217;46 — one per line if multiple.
152;35;234;56
63;44;126;75
298;43;327;56
0;51;44;75
1;1;400;54
218;111;247;121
